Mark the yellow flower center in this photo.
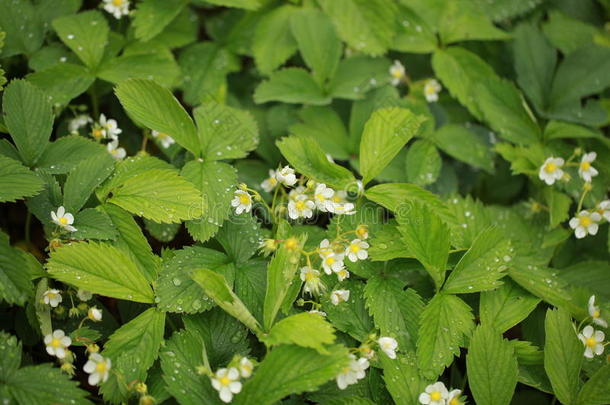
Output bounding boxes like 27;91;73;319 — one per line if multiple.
92;128;103;139
219;376;231;386
450;398;461;405
581;161;591;171
241;364;252;374
239;194;250;205
325;256;335;266
593;310;601;318
585;337;597;348
47;292;57;299
268;177;277;186
285;238;298;250
349;244;360;253
425;86;436;95
391;69;403;79
332;195;342;203
305;271;315;282
338;269;348;278
112;0;123;5
315;193;324;202
51;338;62;348
430;392;442;401
579;216;592;227
157;132;168;139
544;162;557;173
295;200;306;210
356;226;367;238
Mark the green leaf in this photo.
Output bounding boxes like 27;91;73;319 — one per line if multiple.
0;332;21;379
472;0;543;21
359;107;424;185
52;10;109;69
97;51;180;88
405;139;441;186
133;0;188;41
431;124;494;173
321;280;373;341
439;1;509;44
319;0;398;56
3;80;53;166
479;280;540;334
70;208;119;241
558;261;610;302
290;106;350;160
416;293;474;379
0;0;44;57
192;268;262;334
195;102;259;161
182;160;237;242
577;363;610;405
263;233;306;331
443;227;512;294
115;79;200;155
0;156;43;202
542;188;571;228
0;231;32;306
63;153;115;212
252;5;297;75
216;213;263;264
276;135;356;189
254;68;329;105
397;203;450;290
466;324;518;405
107;168;203;224
160;330;223;405
156;246;230;314
380;351;428;405
234;345;350;405
27;63;96;106
36;135;107;174
544;308;583;405
290;9;342;85
234;259;267;323
364;277;424;352
542;10;600;55
204;0;260;9
100;308;165;403
327;56;391;100
263;312;336;353
47;241;154;303
392;5;437;53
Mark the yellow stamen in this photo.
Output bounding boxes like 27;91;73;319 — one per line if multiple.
350;244;360;253
51;338;62;348
430;392;442;401
219;376;231;386
295;201;306;210
305;272;315;282
579;216;592;227
593;310;601;318
112;0;123;5
92;129;103;139
544;162;557;173
581;161;591;171
96;362;107;373
285;238;298;250
325;257;335;266
239;194;250;205
585;337;597;348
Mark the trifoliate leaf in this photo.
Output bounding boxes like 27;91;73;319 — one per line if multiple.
234;345;350;405
466;324;518;405
0;156;43;202
0;332;21;379
479;280;540;334
252;5;297;75
107;168;204;224
321;280;374;342
63;153;115;212
3;80;53;166
405;139;441;186
52;10;109;69
543;308;583;405
254;68;330;105
431;124;494;173
263;312;336;353
0;231;32;306
416;293;474;379
542;10;598;55
36;135;107;174
380;351;429;405
133;0;188;41
47;241;154;303
115;79;200;155
0;0;44;57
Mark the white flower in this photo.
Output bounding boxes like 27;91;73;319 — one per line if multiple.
336;268;350;282
419;382;449;405
88;306;103;322
107;140;126;160
231;190;252;215
330;289;350;305
51;206;77;232
77;289;93;301
238;357;254;378
313;183;335;212
84;353;112;385
300;266;325;296
333;202;356;215
597;200;610;221
43;289;62;307
538;157;564;185
44;329;71;359
447;389;465;405
355;225;369;240
288;195;315;220
578;152;598;183
102;0;130;19
322;253;345;275
288;185;306;201
261;170;278;193
336;354;369;390
588;295;608;328
309;309;327;316
211;367;242;403
99;114;122;140
345;239;369;262
578;325;605;358
318;239;334;259
424;79;442;102
569;210;601;239
378;337;398;359
68;115;92;134
152;130;175;149
389;60;405;86
276;165;297;187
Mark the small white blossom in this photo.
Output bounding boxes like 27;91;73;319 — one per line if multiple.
152;130;175;149
43;289;62;307
99;114;122;140
569;210;601;239
102;0;130;19
276;165;297;187
288;185;306;201
68;115;92;134
313;183;335;212
335;268;350;282
84;353;112;385
300;266;325;296
88;306;103;322
44;329;71;359
231;190;252;215
355;225;369;240
51;206;77;232
538;157;564;185
389;60;405;86
77;289;93;301
588;295;608;328
333;202;356;215
447;389;465;405
211;368;242;403
378;337;398;359
578;152;598;182
322;253;345;275
578;325;605;358
107;140;126;160
330;289;350;305
419;382;449;405
238;357;254;379
597;200;610;221
309;309;327;316
288;195;315;220
261;170;278;193
345;239;369;262
336;354;369;390
423;79;442;102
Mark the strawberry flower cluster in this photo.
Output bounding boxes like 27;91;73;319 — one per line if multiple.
576;295;607;359
419;382;465;405
209;357;255;403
